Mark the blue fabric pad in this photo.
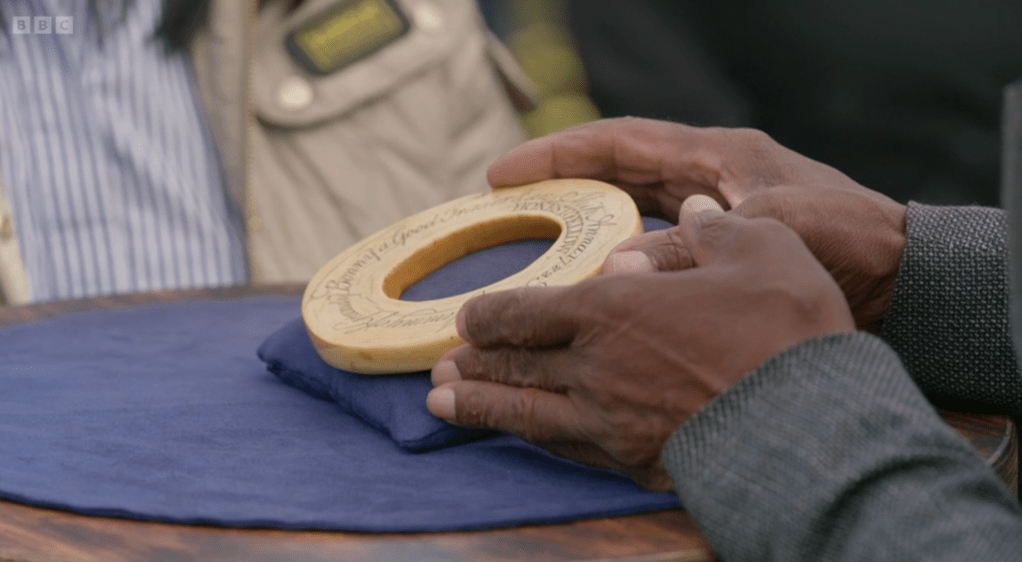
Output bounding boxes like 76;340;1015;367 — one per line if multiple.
0;297;679;530
260;318;496;451
0;217;679;531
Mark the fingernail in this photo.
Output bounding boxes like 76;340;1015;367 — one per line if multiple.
426;387;456;421
431;360;462;386
682;194;725;216
609;251;654;273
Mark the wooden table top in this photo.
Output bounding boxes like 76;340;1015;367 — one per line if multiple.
0;285;1015;562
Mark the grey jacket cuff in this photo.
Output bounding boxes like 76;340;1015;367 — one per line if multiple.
661;332;1021;561
879;203;1021;415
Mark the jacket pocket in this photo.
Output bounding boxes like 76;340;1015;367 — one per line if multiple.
252;0;531;127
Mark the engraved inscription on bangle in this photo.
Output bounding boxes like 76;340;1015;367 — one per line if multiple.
306;186;620;334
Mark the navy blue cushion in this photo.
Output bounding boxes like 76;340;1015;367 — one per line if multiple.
259;317;496;451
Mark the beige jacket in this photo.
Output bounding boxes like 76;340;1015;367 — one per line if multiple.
0;0;532;304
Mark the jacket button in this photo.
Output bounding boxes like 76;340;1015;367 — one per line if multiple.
277;76;313;111
413;2;444;31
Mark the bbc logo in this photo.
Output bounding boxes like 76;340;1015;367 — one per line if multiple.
11;16;74;35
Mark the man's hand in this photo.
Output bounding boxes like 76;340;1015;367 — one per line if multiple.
427;205;855;490
487;118;907;332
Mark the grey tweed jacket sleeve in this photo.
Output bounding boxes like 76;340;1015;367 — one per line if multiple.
660;203;1022;561
881;204;1022;416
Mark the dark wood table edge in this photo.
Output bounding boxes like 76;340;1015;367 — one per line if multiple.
936;410;1017;494
0;283;307;326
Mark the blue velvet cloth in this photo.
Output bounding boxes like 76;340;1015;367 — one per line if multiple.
0;218;680;531
259;317;496;451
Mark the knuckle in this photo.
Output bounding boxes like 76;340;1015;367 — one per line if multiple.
461;295;495;343
453;349;486;380
497;288;541;345
574;277;630;320
713;127;788;187
495;348;545;387
664;229;694;270
502;287;531;316
456;387;488;427
456;386;546;436
463;288;538;346
727;127;778;152
741;127;776;145
517;392;547;442
456;348;521;384
491;389;545;441
713;126;777;151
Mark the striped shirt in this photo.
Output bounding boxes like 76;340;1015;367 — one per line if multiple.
0;0;248;303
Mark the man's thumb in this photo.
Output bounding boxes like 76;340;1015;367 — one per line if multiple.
678;195;736;267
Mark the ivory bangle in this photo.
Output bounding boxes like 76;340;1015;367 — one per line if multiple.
302;179;642;374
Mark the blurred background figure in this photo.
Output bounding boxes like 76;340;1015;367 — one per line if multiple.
0;0;531;305
480;0;598;138
566;0;1022;207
